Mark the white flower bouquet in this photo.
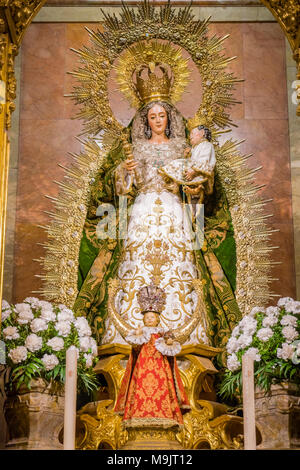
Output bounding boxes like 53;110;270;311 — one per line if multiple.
219;297;300;400
1;298;99;393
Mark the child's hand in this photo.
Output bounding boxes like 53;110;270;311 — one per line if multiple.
184;169;196;181
135;326;143;336
165;337;174;346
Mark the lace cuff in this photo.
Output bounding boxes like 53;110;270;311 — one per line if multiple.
154;337;182;356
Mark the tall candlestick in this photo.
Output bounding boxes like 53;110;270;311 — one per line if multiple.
242;354;256;450
64;346;78;450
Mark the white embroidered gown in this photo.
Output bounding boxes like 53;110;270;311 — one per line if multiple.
101;137;209;346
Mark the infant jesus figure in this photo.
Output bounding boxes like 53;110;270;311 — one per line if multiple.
114;284;190;429
159;119;216;204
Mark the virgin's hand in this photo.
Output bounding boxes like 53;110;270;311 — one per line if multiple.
124;159;138;173
184;169;196;181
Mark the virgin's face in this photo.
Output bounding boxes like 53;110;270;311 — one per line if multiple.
147;104;168;136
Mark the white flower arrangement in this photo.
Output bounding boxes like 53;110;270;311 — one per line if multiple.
1;298;99;393
220;297;300;399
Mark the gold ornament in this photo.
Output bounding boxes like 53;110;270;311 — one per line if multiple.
67;0;242;141
115;40;190;108
135;64;172;106
187;114;211;132
136;282;167;314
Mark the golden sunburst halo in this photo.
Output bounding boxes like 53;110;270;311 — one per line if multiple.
37;1;276;317
67;0;243;139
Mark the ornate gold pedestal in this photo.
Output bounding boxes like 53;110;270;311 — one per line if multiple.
121;427;184;450
76;344;245;450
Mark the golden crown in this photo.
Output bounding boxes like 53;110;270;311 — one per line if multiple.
137;283;167;314
115;40;190;109
134;64;172;106
187;114;210;132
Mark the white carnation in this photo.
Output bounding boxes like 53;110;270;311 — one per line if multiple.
277;297;294;307
265;306;280;316
244;347;261;362
262;314;278;328
79;336;97;356
282;326;298;343
89;337;98;356
84;353;93;368
277;342;295;360
231;326;240;337
1;309;11;322
41;353;59;371
8;346;27;364
25;334;43;352
239;316;257;335
3;326;19;340
256;327;273;342
249;306;265;317
47;337;64;351
237;333;253;349
30;318;48;333
79;336;92;353
2;300;10;310
40;308;56;322
227;353;241;372
15;303;34;324
284;300;300;314
55;320;71;337
280;314;297;327
74;317;91;337
39;300;53;310
57;308;74;323
226;336;240;354
24;297;42;308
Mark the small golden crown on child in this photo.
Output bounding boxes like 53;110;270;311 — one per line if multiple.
187;114;210;132
137;283;167;314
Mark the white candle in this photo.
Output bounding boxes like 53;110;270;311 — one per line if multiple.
64;346;78;450
242;354;256;450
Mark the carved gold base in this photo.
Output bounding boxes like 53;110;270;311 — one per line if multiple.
76;344;246;450
121;427;184;450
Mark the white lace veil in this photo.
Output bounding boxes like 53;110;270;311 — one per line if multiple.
131;100;186;144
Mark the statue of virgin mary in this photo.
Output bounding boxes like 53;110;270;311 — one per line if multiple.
72;50;242;364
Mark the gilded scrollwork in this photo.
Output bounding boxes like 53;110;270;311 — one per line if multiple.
76;400;128;450
2;0;47;45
